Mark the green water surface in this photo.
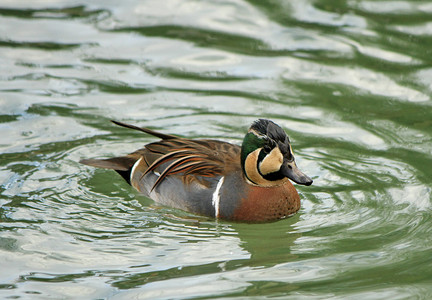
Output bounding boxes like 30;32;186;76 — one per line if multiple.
1;0;432;299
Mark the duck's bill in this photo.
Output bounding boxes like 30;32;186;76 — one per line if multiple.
281;162;313;186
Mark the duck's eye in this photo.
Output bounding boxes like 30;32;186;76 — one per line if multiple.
263;144;272;153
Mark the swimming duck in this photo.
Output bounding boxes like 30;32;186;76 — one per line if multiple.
80;119;313;222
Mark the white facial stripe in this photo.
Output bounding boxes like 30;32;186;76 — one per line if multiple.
248;128;260;136
212;176;225;218
288;144;294;160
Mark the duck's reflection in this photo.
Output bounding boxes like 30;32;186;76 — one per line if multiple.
110;211;302;290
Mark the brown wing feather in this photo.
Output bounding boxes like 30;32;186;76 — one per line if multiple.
81;121;242;190
140;138;240;190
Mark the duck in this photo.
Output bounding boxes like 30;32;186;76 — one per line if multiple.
80;119;313;222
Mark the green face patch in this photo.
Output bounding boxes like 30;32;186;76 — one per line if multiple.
241;132;265;168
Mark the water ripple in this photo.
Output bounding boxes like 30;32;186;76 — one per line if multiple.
1;0;431;299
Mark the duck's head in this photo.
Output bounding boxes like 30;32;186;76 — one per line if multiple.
241;119;313;187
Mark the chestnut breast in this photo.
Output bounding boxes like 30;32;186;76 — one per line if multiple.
219;171;301;222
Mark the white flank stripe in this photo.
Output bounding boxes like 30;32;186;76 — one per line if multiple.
212;176;225;218
130;157;143;190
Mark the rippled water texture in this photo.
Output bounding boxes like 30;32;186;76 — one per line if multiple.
1;0;432;299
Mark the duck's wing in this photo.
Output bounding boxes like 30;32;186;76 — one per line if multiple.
80;121;241;189
141;139;240;190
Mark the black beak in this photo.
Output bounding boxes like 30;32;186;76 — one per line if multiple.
280;161;313;186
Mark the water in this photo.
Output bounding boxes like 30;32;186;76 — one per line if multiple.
1;0;431;298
